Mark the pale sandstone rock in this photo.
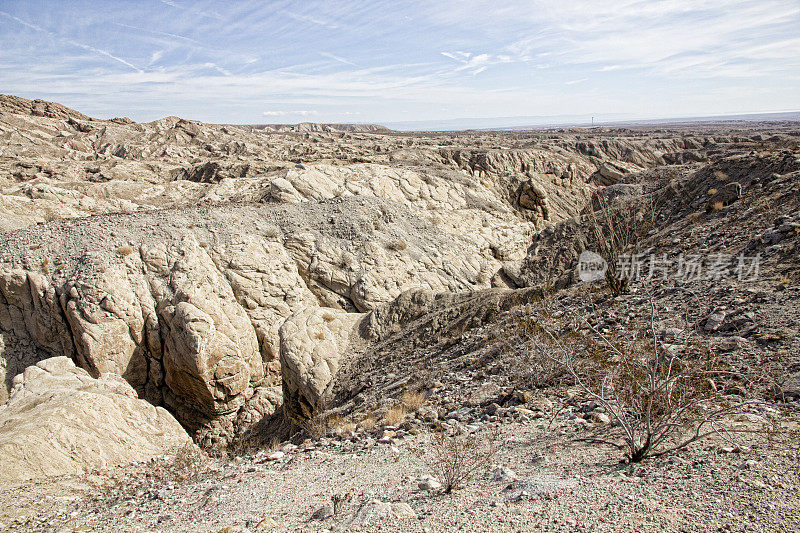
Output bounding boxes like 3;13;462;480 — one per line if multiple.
61;256;149;393
142;235;263;418
279;307;364;421
211;235;318;383
0;268;74;402
0;357;192;486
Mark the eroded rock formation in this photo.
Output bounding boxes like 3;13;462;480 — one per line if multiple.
0;357;191;485
2;94;791;449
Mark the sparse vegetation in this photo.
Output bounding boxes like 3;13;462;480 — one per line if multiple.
359;414;377;432
117;244;134;256
302;410;330;440
585;196;655;296
512;291;761;462
401;390;427;412
427;429;501;493
383;404;407;426
327;414;356;436
385;238;408;251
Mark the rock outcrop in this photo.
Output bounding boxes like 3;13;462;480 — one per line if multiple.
0;357;191;486
279;307;364;421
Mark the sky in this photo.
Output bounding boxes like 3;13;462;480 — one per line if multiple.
0;0;798;128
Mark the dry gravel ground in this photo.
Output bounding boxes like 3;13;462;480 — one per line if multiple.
2;402;797;532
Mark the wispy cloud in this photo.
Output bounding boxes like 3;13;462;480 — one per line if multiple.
157;0;224;20
263;110;318;117
0;1;797;124
320;52;357;67
111;22;203;46
0;10;141;72
440;51;513;75
501;0;800;78
203;62;231;76
281;10;338;29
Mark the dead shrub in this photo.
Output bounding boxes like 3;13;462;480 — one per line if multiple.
426;428;501;493
499;309;568;389
263;225;282;240
117;244;134;256
386;238;408;251
585;195;655;296
169;442;209;483
359;414;377;432
383;404;407;426
327;414;356;436
513;290;760;462
402;390;427;412
303;410;330;440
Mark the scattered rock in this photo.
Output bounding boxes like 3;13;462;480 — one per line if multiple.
417;475;442;491
346;500;416;527
503;475;578;501
491;466;518;483
704;312;726;331
311;502;335;520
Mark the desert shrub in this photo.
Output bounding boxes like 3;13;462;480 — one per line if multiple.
499;308;568;389
383;404;407;426
402;390;427;412
359;414;377;432
303;410;330;440
263;224;282;240
327;414;357;436
586;195;655;296
427;429;501;493
513;292;757;462
170;442;209;482
385;238;408;251
117;244;134;256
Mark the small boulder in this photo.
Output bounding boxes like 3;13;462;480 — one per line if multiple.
704;312;726;332
417;475;442;491
311;502;334;520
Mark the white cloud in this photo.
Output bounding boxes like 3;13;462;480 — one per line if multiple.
440;50;512;75
0;10;141;72
203;63;231;76
0;1;797;123
501;0;800;78
320;52;357;66
263;110;318;117
149;50;164;65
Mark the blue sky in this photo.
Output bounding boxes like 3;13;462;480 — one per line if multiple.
0;0;798;127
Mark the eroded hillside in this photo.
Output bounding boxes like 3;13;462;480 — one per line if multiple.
1;94;798;452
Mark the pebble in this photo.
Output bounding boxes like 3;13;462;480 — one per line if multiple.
491;466;518;483
311;503;334;520
266;451;285;461
417;475;442;491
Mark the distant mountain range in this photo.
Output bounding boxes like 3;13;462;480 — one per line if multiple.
235;122;391;133
384;111;800;132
